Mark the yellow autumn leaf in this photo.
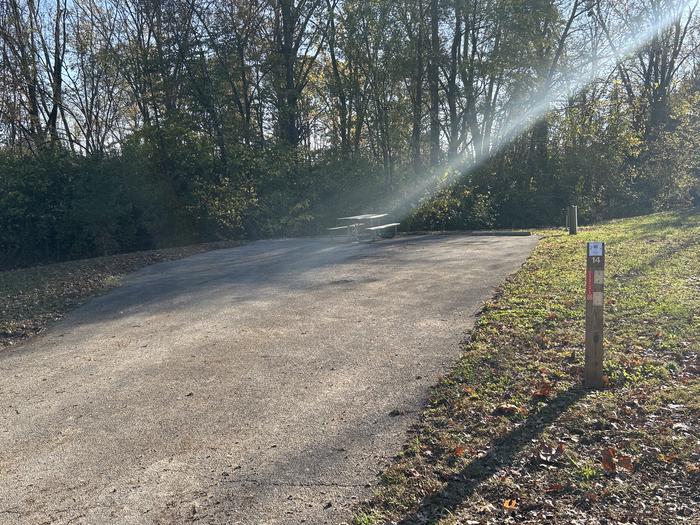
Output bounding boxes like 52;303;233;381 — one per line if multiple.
503;499;518;511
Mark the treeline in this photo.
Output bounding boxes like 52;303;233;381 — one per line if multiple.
1;0;699;268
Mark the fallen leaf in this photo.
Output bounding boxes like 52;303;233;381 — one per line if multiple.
454;446;466;457
658;453;678;464
537;442;565;463
493;403;520;416
617;454;635;473
503;499;518;511
602;448;616;473
532;381;554;399
462;386;477;397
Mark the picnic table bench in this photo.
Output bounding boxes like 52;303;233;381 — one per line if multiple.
328;214;399;241
367;223;400;237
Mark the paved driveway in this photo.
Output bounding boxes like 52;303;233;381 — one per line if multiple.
0;235;537;524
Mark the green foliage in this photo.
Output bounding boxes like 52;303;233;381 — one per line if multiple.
353;511;382;525
405;177;497;231
2;0;699;264
403;81;699;230
0;137;395;267
637;91;700;211
3;74;699;268
0;151;150;267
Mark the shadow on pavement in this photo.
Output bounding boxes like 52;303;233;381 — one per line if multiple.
0;235;527;362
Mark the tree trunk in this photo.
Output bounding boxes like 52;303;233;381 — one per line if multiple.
278;0;299;148
428;0;440;166
410;0;425;174
446;1;461;161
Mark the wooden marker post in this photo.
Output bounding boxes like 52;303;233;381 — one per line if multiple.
568;205;578;235
585;241;605;389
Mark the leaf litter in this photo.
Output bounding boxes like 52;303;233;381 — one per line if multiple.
353;211;700;525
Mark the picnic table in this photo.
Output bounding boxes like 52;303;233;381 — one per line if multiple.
328;213;400;241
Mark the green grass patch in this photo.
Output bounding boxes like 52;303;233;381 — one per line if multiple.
355;210;700;524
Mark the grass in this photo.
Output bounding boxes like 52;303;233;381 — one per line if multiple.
353;209;700;524
0;241;240;350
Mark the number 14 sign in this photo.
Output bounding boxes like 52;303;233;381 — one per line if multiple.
585;241;605;389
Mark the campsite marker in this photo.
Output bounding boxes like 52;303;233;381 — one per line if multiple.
585;241;605;389
568;206;578;235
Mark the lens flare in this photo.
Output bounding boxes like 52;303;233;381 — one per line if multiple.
381;0;694;221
